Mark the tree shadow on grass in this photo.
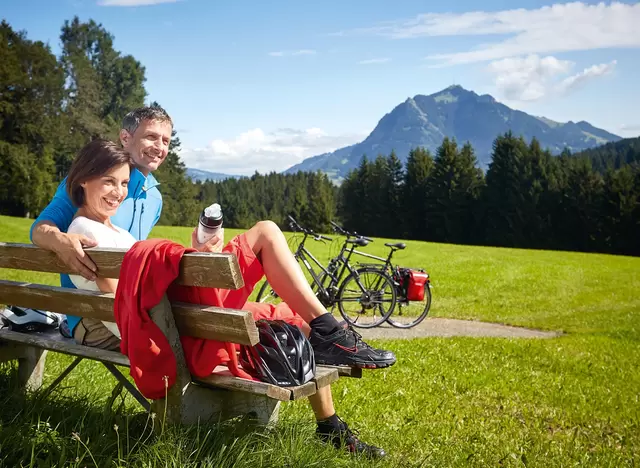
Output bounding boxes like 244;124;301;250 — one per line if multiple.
0;363;287;468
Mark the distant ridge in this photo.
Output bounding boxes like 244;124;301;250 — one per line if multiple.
186;168;244;182
284;85;622;182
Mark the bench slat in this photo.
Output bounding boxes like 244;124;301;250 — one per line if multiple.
0;243;244;289
196;367;292;401
0;329;129;366
0;330;348;403
0;280;259;345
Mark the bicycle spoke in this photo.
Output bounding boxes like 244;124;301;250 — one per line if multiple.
337;268;396;328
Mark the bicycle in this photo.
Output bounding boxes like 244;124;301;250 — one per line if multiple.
255;216;397;328
330;221;432;329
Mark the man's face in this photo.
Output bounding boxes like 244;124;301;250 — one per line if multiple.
120;119;172;174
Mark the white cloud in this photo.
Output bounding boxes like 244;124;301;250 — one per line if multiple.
558;60;617;92
357;58;391;65
268;49;317;57
179;128;365;175
98;0;178;6
334;2;640;66
619;124;640;137
487;54;616;101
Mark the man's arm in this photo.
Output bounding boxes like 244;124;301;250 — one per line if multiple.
30;180;98;280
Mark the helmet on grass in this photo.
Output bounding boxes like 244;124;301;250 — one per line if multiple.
239;319;315;387
0;305;62;333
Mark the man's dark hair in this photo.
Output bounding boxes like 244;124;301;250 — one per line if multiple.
121;104;173;136
67;139;133;207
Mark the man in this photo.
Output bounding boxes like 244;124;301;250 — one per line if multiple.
31;105;395;457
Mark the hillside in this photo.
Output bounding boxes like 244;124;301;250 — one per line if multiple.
186;168;243;182
570;136;640;172
284;85;622;181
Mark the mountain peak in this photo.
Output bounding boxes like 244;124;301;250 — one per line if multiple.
284;86;622;181
424;85;475;104
433;84;470;95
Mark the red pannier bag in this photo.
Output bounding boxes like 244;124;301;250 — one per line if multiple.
406;269;429;301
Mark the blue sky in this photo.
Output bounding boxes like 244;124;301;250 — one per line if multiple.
4;0;640;174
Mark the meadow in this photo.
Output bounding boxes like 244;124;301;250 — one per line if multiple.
0;215;638;467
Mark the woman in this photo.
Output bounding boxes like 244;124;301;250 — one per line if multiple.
62;138;388;458
66;139;135;349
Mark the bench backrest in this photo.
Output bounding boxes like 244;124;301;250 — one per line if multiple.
0;242;259;345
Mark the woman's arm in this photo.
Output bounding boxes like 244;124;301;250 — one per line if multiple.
96;277;119;294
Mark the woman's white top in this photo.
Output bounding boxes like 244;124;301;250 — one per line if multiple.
67;216;136;338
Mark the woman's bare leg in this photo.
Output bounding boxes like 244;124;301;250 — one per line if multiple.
243;220;396;370
243;221;329;324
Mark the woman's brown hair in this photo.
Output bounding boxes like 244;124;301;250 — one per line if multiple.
66;139;133;207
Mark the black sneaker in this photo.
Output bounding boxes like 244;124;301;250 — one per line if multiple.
316;417;386;459
309;324;396;368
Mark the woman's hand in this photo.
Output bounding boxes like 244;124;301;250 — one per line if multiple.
191;227;224;253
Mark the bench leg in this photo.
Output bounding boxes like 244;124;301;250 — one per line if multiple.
39;356;83;399
17;347;47;392
102;362;151;412
148;295;280;429
152;383;280;427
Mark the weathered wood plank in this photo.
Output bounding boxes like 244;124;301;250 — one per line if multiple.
150;295;197;425
17;346;46;392
0;243;244;289
288;366;339;400
0;329;130;366
319;365;362;379
0;342;27;362
0;280;259;345
312;366;340;389
288;380;319;400
196;367;293;401
172;302;259;346
149;296;280;427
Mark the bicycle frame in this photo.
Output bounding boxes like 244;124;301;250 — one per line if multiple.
291;231;377;304
351;247;396;274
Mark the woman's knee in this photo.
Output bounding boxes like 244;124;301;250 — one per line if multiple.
255;220;282;239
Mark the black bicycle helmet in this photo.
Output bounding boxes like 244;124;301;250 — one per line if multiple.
239;319;316;387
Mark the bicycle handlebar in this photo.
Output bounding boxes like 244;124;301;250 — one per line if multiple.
287;215;333;242
330;220;373;242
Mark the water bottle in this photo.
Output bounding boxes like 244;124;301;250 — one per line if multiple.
196;203;224;244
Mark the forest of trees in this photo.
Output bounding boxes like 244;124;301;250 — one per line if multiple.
0;18;146;217
339;135;640;257
1;18;638;257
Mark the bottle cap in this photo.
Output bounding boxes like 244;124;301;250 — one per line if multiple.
204;203;222;219
200;203;223;228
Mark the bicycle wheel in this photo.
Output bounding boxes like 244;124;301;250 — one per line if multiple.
386;283;432;328
337;267;396;328
255;280;283;305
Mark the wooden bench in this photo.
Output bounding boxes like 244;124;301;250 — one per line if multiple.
0;242;362;427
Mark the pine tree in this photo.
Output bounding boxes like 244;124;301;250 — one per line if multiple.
384;150;405;238
601;166;639;255
301;171;335;232
555;157;604;252
426;138;484;243
482;132;529;247
403;147;434;240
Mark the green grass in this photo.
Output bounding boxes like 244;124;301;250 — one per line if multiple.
1;215;639;467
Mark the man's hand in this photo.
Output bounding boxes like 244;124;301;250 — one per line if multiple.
191;227;224;253
32;221;99;281
53;233;99;281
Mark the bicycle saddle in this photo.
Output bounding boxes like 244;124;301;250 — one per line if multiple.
346;238;369;247
385;242;406;250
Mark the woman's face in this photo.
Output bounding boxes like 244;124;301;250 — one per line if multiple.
81;163;130;220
